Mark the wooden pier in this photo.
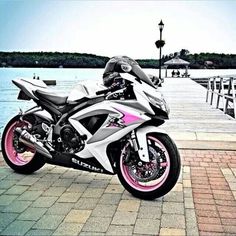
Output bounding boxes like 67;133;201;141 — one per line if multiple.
160;77;236;150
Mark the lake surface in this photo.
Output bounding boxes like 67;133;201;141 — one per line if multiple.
1;67;236;136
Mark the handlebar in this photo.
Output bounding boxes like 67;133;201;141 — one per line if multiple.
96;81;122;95
96;88;111;95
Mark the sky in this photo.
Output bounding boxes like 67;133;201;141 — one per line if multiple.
0;1;236;59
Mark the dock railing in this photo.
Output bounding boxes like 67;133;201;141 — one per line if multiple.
206;76;236;119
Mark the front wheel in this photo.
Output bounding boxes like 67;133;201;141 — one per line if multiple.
1;115;45;174
117;133;181;200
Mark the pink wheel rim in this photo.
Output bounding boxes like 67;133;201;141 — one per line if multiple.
4;121;35;166
120;136;170;192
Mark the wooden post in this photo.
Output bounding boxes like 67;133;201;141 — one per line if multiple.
232;78;236;119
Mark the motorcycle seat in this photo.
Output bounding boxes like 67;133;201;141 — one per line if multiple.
35;90;68;105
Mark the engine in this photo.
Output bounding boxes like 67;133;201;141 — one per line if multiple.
60;125;83;153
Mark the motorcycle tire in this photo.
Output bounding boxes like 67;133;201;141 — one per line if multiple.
1;115;45;174
117;133;181;200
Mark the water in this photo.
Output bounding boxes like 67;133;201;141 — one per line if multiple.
1;67;236;136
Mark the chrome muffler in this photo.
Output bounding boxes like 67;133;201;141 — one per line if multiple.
15;127;52;159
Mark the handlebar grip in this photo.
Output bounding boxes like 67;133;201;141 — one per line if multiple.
96;88;110;95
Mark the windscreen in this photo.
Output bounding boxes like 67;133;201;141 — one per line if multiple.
130;64;155;88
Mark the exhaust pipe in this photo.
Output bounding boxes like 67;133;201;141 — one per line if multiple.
15;128;52;159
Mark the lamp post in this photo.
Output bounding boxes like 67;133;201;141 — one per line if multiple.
158;20;164;79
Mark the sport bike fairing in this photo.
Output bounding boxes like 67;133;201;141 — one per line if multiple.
69;101;150;173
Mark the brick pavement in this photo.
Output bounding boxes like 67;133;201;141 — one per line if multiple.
0;150;236;235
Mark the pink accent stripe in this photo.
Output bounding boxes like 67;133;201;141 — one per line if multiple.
116;108;141;125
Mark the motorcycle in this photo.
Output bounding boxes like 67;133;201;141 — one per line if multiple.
1;57;180;199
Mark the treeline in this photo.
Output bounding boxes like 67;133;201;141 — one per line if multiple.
162;49;236;69
0;52;109;68
1;51;236;69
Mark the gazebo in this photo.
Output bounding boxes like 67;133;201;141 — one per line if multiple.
164;57;190;77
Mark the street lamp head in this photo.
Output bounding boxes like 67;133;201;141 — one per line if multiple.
158;20;164;31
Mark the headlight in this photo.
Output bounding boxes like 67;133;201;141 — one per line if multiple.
145;93;169;114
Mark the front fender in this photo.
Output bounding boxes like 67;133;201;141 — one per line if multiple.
135;126;167;162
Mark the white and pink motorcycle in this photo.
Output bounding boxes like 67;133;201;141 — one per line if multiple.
1;57;180;199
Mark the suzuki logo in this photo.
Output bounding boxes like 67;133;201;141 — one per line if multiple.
72;158;103;172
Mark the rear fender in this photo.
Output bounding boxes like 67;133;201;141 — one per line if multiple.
135;126;167;162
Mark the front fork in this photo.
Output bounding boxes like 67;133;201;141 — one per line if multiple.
131;126;167;163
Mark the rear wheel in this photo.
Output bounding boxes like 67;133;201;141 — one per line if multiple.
117;133;181;199
1;115;45;174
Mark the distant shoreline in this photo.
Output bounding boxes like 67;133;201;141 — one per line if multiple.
1;51;236;69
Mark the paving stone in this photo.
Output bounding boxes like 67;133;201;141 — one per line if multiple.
49;166;67;175
164;191;184;202
0;213;18;231
16;176;40;186
79;232;105;236
95;173;112;180
106;225;133;235
109;176;120;185
0;175;7;181
117;199;140;212
61;170;79;179
18;190;43;201
138;205;162;219
99;193;122;205
163;202;185;214
183;179;192;188
221;168;233;175
74;197;99;210
105;184;124;194
1;220;35;236
183;172;191;180
186;208;199;236
52;178;74;187
33;215;64;230
66;183;88;193
28;181;54;191
18;207;47;221
160;228;186;236
3;200;32;213
42;187;66;196
184;197;195;209
0;189;5;195
53;222;83;235
64;209;91;223
141;199;163;208
42;174;61;181
134;218;160;235
25;229;53;236
232;191;236;200
121;190;136;200
89;180;109;188
75;175;94;184
82;217;111;232
92;204;117;217
161;214;185;228
111;211;137;225
5;185;29;195
172;183;183;192
0;167;11;175
183;166;190;173
32;196;58;208
57;192;81;202
184;188;193;198
0;179;18;189
82;188;104;198
228;182;236;191
46;202;74;215
0;194;17;206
